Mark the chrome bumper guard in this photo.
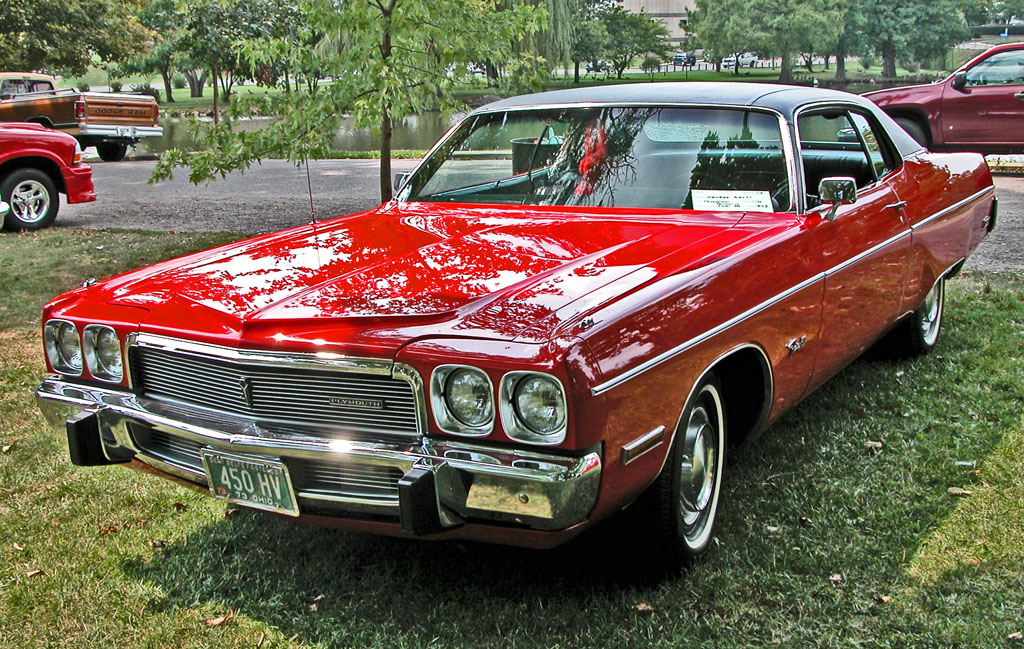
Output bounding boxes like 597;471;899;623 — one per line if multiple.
36;377;601;533
78;125;164;139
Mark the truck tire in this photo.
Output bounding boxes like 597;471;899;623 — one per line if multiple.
97;143;128;162
1;168;60;231
894;117;928;148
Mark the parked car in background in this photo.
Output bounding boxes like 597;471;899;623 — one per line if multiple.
673;52;697;66
723;52;758;68
865;42;1024;153
35;83;995;564
0;72;162;161
0;122;95;230
585;60;611;74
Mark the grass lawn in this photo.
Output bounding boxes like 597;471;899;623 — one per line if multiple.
1;229;1022;648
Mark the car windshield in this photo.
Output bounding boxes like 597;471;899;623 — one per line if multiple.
404;106;792;212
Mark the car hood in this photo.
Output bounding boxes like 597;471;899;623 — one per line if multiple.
97;202;752;350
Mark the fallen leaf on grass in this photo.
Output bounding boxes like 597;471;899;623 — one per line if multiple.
172;502;188;512
947;487;973;496
1;444;12;454
1009;632;1022;640
799;516;813;527
205;611;234;627
136;519;149;527
632;601;654;613
26;570;43;578
224;508;239;517
12;543;24;552
99;523;120;535
969;558;980;566
863;440;883;451
147;540;167;549
829;573;843;584
875;595;892;603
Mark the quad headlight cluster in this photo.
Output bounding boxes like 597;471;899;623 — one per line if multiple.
44;320;123;382
431;365;568;445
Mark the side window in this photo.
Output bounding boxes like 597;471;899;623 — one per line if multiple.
798;111;875;199
0;79;28;95
849;112;893;179
28;81;54;93
965;50;1024;86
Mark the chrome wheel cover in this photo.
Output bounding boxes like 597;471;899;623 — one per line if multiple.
920;279;944;347
10;180;50;224
678;384;724;546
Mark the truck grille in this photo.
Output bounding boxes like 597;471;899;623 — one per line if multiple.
130;346;421;440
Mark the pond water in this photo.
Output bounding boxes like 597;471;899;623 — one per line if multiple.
137;111;463;155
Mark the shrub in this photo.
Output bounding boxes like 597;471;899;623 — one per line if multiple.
77;84;90;92
641;55;663;80
130;83;161;102
172;74;187;89
109;81;123;92
858;54;877;71
971;24;1024;36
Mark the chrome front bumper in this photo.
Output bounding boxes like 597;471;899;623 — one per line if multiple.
36;377;601;533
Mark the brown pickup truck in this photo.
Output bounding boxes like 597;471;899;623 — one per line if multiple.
0;73;162;161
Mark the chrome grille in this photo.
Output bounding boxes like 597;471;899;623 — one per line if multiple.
130;425;402;504
131;346;420;439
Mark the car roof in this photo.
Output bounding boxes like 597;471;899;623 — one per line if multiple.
0;72;56;81
474;82;923;158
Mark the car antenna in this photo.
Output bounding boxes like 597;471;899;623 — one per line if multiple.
303;154;317;225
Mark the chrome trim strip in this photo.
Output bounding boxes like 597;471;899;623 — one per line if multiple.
621;426;665;465
591;274;820;396
909;186;994;232
823;229;909;277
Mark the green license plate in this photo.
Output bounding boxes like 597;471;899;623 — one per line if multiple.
200;449;300;516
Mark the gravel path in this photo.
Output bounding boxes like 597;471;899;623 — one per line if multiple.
59;160;1021;271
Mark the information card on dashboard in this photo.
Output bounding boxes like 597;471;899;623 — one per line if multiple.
691;190;774;212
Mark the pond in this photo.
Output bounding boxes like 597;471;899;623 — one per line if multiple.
137;111;464;155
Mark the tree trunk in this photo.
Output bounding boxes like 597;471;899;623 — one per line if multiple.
378;0;397;203
574;61;580;84
778;50;792;83
159;64;174;103
184;70;207;98
824;54;830;70
283;68;290;92
882;39;897;78
212;64;219;124
835;36;848;83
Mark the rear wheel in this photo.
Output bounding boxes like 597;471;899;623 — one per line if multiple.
650;374;726;564
1;168;59;231
894;117;928;148
97;142;128;162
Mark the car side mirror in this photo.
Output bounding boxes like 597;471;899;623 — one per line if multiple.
393;172;410;193
0;201;8;218
818;177;857;221
951;71;968;91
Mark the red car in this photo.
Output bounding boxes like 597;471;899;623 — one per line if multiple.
0;122;96;230
34;84;996;564
865;42;1024;153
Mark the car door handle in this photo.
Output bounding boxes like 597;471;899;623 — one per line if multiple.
885;201;907;210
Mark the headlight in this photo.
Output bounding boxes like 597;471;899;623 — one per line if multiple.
83;324;123;382
431;365;494;435
43;320;83;376
500;372;567;445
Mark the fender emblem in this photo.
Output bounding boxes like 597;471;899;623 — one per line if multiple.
786;335;807;355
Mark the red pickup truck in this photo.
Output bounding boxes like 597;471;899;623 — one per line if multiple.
865;42;1024;153
0;122;96;230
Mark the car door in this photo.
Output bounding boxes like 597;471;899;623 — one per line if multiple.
798;107;910;390
941;47;1024;150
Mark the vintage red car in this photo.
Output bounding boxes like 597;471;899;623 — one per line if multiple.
35;84;996;563
865;42;1024;153
0;122;96;230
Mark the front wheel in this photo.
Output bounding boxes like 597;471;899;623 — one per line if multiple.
894;117;928;148
1;168;59;231
650;374;726;563
97;142;128;162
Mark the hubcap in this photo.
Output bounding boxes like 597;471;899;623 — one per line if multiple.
679;400;719;536
920;280;943;346
10;180;50;224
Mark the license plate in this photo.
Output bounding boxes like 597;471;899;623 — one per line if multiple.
116;126;132;137
200;449;300;516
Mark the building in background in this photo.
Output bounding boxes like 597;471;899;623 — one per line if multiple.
620;0;696;48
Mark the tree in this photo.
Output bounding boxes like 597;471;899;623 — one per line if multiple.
570;19;609;83
153;0;544;202
849;0;969;78
0;0;148;74
599;4;672;78
122;0;182;102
